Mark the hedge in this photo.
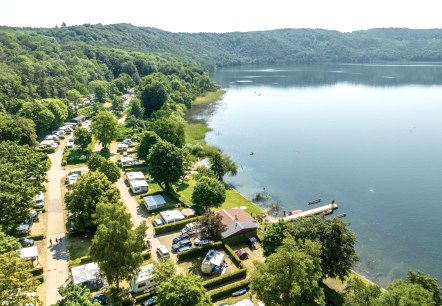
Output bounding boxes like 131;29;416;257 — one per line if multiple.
79;256;92;265
223;244;243;269
209;279;250;301
30;266;44;276
177;241;224;260
33;208;46;213
203;268;247;290
34;275;45;283
153;216;199;235
26;234;45;241
223;230;257;246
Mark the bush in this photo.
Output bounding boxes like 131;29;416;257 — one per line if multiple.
177;241;224;260
224;244;243;268
142;252;151;260
153;216;199;235
100;147;110;159
209;279;250;301
203;269;247;290
25;234;45;241
135;292;156;303
34;275;45;283
79;256;92;265
30;266;44;276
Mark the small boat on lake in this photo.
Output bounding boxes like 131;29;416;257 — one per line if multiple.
308;199;321;205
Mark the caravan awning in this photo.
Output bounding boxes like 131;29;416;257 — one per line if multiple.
19;246;38;259
71;263;100;285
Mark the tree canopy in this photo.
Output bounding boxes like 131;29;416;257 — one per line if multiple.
156;273;212;306
140;80;168;117
251;238;324;306
0;251;40;306
147;141;185;190
0;113;37;146
343;277;382;306
74;128;92;151
0;229;21;254
191;176;226;211
65;171;120;232
148;115;185;148
378;279;435;306
405;271;441;306
89;203;146;290
138;130;161;162
261;219;288;257
92;111;118;148
195;211;227;242
209;151;238;181
56;284;101;306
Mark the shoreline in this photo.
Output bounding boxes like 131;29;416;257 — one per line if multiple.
188;90;382;291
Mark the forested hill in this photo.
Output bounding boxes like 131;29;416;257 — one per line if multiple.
18;23;442;68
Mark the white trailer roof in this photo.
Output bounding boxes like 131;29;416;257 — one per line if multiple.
71;263;100;285
19;246;38;259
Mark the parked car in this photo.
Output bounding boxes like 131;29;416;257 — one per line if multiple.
182;222;197;235
122;139;132;145
156;245;170;259
35;192;45;208
172;239;192;252
235;249;249;260
232;287;248;297
194;237;211;246
19;238;34;247
153;219;163;227
177;245;192;253
66;141;74;149
142;297;157;306
172;232;190;244
92;294;109;305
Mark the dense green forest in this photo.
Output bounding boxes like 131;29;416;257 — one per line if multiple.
6;23;442;69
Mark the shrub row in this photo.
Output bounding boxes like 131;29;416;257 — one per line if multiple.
30;266;44;276
26;234;45;241
34;275;45;283
209;279;250;301
33;208;46;213
203;268;247;290
79;256;92;265
177;241;224;260
223;244;244;269
36;147;56;154
223;230;257;246
153;216;199;235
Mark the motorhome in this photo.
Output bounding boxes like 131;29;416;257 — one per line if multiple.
130;264;156;293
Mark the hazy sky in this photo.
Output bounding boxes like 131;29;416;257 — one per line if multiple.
1;0;441;33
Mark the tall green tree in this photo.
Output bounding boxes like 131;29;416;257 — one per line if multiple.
89;203;147;291
18;100;55;135
0;252;40;306
0;229;21;254
128;99;144;119
0;113;37;146
209;151;238;181
66;89;83;115
147;141;185;191
74;128;92;152
152;259;177;284
98;159;121;183
286;216;359;281
156;274;212;306
195;211;227;241
405;271;441;306
191;176;226;211
343;277;382;306
251;238;324;306
148;115;185;148
140;80;168;117
261;219;288;257
89;80;108;103
87;154;106;171
0;141;47;233
65;172;120;232
56;284;100;306
91;111;118;148
138;130;161;162
378;279;435;306
43;98;68;129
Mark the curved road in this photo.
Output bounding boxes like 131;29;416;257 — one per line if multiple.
45;140;69;305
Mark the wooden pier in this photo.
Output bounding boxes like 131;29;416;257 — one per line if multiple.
282;203;339;222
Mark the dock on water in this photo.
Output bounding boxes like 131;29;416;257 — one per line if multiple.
282;203;339;222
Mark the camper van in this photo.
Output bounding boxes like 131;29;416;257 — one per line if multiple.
201;250;224;274
130;264;156;293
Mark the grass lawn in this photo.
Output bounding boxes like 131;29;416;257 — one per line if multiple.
176;252;239;282
174;177;264;215
185;122;211;144
324;270;380;293
193;90;225;106
68;235;93;266
64;149;90;165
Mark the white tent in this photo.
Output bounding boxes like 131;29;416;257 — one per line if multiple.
72;263;100;285
233;299;254;306
143;194;166;211
19;246;38;260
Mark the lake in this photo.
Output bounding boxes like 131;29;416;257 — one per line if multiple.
190;63;442;286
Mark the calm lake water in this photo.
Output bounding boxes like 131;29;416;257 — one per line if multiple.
190;63;442;286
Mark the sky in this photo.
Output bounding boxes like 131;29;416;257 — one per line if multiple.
1;0;441;33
